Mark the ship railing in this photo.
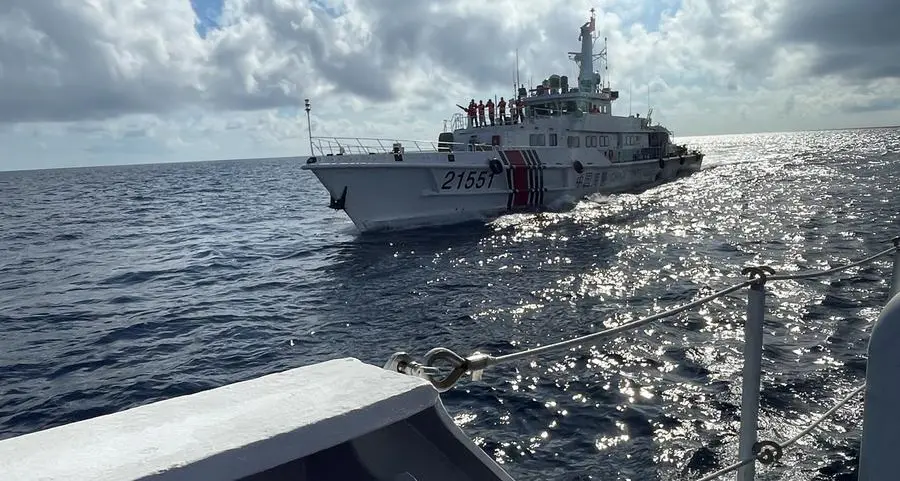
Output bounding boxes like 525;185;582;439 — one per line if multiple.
448;113;469;131
447;112;529;130
448;109;651;131
676;141;704;154
313;135;695;162
385;237;900;481
311;136;468;156
310;136;528;157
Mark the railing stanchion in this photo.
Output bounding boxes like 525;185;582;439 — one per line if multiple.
890;237;899;299
737;268;769;481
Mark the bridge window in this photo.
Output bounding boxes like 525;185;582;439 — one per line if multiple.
567;136;580;148
529;134;546;146
599;135;609;147
586;135;597;147
549;133;558;146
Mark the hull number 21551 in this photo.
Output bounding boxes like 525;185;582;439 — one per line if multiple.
440;170;496;190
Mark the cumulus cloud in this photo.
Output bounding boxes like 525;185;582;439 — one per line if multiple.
776;0;900;81
0;0;898;170
0;0;207;122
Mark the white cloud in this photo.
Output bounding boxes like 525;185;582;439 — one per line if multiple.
0;0;898;171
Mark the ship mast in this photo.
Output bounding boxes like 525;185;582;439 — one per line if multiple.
569;8;606;94
578;8;596;93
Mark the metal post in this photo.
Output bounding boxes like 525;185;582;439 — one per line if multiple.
890;237;899;299
737;280;766;481
304;99;313;157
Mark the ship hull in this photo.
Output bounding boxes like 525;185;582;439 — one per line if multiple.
302;148;702;233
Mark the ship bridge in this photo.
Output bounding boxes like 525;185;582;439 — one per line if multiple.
522;86;619;118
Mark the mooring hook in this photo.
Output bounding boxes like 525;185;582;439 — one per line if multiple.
741;265;775;286
423;347;469;392
753;440;784;465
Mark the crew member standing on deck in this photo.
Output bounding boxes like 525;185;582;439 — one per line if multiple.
510;99;518;124
486;99;495;126
498;97;506;125
477;100;486;128
467;99;477;128
516;98;524;123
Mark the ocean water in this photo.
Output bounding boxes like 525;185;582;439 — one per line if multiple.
1;127;898;480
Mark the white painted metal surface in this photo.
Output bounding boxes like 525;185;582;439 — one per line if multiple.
0;358;515;481
737;283;765;481
858;291;900;481
891;241;900;297
301;8;704;233
304;149;700;233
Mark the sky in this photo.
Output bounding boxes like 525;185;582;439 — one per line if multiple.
0;0;898;171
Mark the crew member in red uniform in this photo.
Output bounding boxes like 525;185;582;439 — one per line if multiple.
498;97;506;125
467;99;477;128
486;99;495;126
477;100;486;128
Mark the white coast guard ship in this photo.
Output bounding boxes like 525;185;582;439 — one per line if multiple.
302;9;703;233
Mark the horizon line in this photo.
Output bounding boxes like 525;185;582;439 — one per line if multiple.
2;123;898;174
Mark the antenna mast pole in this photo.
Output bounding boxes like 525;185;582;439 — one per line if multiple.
516;49;520;90
604;36;609;89
304;99;313;156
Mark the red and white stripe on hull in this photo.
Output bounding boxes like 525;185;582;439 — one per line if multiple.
498;149;545;211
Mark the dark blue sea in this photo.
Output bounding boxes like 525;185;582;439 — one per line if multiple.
1;128;898;480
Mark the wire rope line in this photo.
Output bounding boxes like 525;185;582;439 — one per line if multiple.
492;281;750;365
692;384;866;481
378;238;895;481
780;383;866;450
383;239;897;393
768;246;897;281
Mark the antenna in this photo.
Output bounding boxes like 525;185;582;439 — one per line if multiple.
629;84;632;116
515;49;520;90
304;99;313;156
604;36;609;89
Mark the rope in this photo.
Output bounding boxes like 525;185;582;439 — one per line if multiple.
492;281;750;364
780;383;865;450
768;246;897;281
378;239;895;480
693;456;755;481
389;241;898;392
692;384;866;481
393;280;755;391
